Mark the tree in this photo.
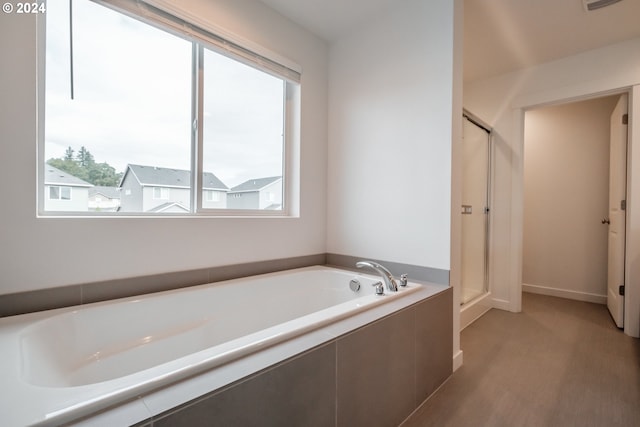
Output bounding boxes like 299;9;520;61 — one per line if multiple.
47;146;122;187
47;157;87;181
64;146;74;161
76;146;95;168
88;162;123;186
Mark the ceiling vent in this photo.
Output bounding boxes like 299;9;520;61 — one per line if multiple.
583;0;624;11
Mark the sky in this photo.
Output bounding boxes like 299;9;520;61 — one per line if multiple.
45;0;284;188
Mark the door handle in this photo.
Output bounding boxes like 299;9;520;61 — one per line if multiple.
602;218;610;225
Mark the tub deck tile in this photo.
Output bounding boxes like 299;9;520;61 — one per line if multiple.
336;308;416;427
153;342;337;427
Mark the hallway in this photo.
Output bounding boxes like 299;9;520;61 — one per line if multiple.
402;293;640;427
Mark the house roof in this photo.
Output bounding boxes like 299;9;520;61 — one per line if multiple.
121;164;228;191
89;186;120;199
147;201;190;213
44;165;93;188
229;176;282;193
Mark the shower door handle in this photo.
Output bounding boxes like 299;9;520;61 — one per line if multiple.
602;217;610;225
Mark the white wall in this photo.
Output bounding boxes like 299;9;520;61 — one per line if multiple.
326;0;462;367
0;0;328;294
465;36;640;337
327;0;456;270
523;97;618;302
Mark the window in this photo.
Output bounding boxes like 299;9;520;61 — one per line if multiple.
49;186;72;200
153;187;169;200
205;191;221;202
40;0;300;216
202;50;284;210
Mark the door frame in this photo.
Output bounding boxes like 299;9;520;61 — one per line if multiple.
510;85;639;337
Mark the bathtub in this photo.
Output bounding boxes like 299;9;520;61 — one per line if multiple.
0;265;446;426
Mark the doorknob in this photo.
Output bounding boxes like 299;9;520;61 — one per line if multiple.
602;218;610;225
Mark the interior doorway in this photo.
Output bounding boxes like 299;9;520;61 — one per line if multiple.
522;94;627;325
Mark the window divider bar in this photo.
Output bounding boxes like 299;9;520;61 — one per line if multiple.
191;43;204;212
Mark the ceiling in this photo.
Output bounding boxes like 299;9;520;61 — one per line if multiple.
258;0;398;43
259;0;640;82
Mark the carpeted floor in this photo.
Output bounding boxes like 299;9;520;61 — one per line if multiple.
401;293;640;427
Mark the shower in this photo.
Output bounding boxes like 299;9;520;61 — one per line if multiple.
460;110;492;327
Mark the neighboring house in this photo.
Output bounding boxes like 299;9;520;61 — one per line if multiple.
118;164;228;212
88;186;121;212
227;176;282;210
147;202;190;213
44;164;93;212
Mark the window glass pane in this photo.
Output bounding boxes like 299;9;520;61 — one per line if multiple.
44;0;192;213
61;186;71;200
202;49;285;211
42;0;294;216
49;186;59;200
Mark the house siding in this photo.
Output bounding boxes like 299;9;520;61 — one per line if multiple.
88;193;120;211
202;190;227;209
44;186;90;211
143;187;190;212
259;180;283;209
227;192;260;210
119;174;144;212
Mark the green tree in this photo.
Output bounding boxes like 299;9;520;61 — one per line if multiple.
64;146;74;161
47;146;122;187
76;146;95;168
47;157;88;181
88;162;123;186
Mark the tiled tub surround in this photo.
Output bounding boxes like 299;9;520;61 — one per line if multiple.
0;254;327;318
151;288;453;427
0;265;450;427
0;253;449;318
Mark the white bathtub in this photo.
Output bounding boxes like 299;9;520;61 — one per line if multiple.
0;265;447;427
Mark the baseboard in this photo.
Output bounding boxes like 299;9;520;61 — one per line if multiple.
522;283;606;305
452;349;463;371
460;293;492;330
491;297;513;311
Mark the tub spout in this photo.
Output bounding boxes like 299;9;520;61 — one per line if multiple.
356;261;399;292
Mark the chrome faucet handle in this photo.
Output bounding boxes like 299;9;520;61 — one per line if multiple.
400;274;408;287
372;281;384;295
356;260;399;292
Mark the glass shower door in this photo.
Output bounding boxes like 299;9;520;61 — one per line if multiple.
461;114;491;305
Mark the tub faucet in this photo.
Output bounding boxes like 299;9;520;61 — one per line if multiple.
356;261;399;292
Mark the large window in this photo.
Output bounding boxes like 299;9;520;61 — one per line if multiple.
40;0;299;215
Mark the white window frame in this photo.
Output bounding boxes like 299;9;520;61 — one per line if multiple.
36;0;301;218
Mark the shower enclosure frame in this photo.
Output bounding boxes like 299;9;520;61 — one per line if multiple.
460;109;493;329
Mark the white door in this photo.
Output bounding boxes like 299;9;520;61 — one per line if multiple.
607;94;628;328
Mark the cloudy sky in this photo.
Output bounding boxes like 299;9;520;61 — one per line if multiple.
45;0;284;188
